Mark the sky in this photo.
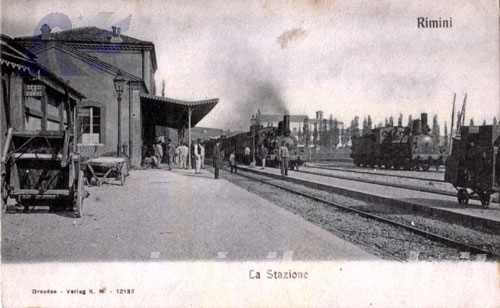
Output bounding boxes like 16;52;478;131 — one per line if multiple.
1;0;499;130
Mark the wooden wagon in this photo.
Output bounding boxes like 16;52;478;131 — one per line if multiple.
445;125;500;207
0;43;86;217
1;128;85;217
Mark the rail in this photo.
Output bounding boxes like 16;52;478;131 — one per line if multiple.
307;165;445;183
229;167;499;261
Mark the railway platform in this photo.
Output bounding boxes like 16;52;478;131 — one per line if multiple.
236;165;500;233
2;168;377;262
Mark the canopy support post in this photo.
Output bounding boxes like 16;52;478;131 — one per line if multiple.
187;107;192;169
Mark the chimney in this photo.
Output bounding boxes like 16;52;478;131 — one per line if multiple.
413;119;422;135
40;24;52;40
283;115;290;135
110;26;123;43
420;113;428;128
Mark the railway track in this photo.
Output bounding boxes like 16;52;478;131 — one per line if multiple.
296;168;455;198
312;162;446;174
226;167;499;261
307;165;445;183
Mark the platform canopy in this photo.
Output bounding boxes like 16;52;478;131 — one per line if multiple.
140;94;218;130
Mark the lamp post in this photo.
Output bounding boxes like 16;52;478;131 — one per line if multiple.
113;70;126;157
250;115;257;166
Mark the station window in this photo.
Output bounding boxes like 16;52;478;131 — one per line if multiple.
79;106;101;144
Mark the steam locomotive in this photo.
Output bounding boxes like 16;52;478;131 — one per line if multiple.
350;113;444;171
205;115;305;169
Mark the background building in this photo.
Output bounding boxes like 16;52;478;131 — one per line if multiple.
251;111;345;149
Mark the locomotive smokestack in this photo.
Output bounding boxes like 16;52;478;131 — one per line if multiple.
413;119;422;135
420;113;430;134
421;113;428;128
283;115;290;135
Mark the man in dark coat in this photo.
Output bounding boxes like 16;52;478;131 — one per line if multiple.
213;137;225;179
166;139;176;170
161;138;168;164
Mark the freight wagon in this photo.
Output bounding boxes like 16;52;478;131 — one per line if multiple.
445;125;500;207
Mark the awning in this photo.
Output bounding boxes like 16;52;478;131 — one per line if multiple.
140;94;218;130
0;58;32;73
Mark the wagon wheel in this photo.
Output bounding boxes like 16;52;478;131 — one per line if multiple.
457;189;469;205
479;192;490;208
393;161;401;170
382;160;390;169
387;161;392;169
434;159;440;171
403;159;411;171
421;158;431;171
1;177;9;212
73;171;84;218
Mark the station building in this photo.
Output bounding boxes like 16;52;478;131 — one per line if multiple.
15;25;218;167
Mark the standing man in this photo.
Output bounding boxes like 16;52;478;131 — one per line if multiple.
183;143;189;169
200;142;206;169
154;139;164;168
213;137;225;179
244;145;251;165
179;143;187;169
229;148;237;173
259;144;268;169
166;139;176;170
193;139;202;174
161;137;168;164
175;144;182;168
279;141;289;176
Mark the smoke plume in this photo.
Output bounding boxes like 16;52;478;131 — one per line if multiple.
212;42;288;130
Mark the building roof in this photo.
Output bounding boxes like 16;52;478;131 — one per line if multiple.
140;94;219;130
16;26;153;45
15;26;157;71
31;41;143;83
0;34;85;100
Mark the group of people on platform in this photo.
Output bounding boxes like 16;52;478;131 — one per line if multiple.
142;137;291;179
143;138;205;172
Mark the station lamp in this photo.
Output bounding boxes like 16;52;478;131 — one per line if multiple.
113;70;126;157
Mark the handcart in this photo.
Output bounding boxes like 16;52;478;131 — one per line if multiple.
85;156;129;186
